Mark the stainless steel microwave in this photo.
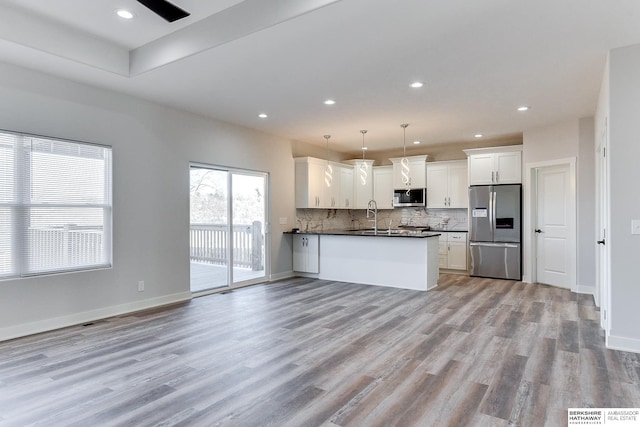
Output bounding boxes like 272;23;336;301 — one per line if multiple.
393;188;426;207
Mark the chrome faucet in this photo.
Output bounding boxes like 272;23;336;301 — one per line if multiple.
367;199;378;234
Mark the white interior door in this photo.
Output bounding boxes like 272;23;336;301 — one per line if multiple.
596;120;610;330
535;163;576;289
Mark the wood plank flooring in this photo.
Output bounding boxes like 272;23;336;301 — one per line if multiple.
1;274;639;426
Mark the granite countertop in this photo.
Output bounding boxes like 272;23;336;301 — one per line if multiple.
427;227;468;233
284;229;441;238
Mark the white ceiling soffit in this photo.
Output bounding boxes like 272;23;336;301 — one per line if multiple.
0;3;129;75
131;0;342;75
0;0;341;77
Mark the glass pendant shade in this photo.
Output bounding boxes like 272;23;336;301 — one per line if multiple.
359;162;368;186
359;130;368;186
400;124;410;187
401;156;410;185
324;135;333;187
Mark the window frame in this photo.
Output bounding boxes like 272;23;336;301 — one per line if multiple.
0;129;113;279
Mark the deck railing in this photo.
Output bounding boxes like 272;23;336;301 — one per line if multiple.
190;222;264;270
24;222;264;272
29;225;104;271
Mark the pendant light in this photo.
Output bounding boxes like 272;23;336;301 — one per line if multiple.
324;135;333;187
400;124;410;188
359;130;368;186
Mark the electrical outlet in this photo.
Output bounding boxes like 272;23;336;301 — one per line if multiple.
632;220;640;235
138;280;145;292
279;217;287;225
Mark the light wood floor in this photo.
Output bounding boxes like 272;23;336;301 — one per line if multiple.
1;274;639;427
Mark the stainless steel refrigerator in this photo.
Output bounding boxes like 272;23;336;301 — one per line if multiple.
469;184;522;280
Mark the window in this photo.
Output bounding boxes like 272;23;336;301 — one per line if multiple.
0;130;112;279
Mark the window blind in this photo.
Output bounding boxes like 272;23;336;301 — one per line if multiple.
0;130;112;279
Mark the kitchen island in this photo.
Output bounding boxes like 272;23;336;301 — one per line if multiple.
288;229;441;291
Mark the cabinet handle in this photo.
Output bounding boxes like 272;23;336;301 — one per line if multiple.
491;171;495;183
496;171;499;182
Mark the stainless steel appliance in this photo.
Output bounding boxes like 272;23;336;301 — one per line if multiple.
393;188;426;207
469;184;521;280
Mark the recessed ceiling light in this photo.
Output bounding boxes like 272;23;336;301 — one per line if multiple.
517;106;530;112
474;134;483;138
258;113;268;118
323;99;335;105
116;9;135;19
413;140;421;145
410;82;424;88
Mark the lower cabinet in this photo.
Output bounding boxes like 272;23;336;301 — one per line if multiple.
438;232;468;271
293;234;319;273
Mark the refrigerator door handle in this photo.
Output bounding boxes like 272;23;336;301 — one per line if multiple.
492;190;497;233
470;242;519;248
488;191;494;235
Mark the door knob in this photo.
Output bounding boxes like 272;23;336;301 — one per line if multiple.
534;229;542;233
597;239;605;245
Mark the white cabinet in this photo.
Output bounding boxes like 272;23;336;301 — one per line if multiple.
438;232;467;270
389;155;428;189
322;163;343;208
348;159;375;209
295;157;325;208
494;151;521;183
295;157;353;209
293;234;319;273
426;160;468;208
463;146;522;185
373;166;394;209
339;167;353;209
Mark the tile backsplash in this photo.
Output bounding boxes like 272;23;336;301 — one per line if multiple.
295;208;468;232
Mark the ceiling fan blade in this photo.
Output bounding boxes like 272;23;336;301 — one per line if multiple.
137;0;190;23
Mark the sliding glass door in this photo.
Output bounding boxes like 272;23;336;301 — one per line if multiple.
189;165;268;293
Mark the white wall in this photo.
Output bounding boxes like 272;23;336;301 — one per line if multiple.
0;63;296;340
577;118;596;291
606;43;640;351
522;118;596;294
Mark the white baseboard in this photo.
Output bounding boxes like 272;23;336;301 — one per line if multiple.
270;270;295;281
575;284;596;296
0;291;192;342
607;334;640;354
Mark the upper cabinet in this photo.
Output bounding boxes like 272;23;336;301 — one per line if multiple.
347;159;375;209
373;166;394;209
340;166;354;209
389;155;428;189
295;157;324;208
295;157;354;209
426;160;468;208
463;145;522;185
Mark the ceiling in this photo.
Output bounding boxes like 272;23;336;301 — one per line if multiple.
1;0;640;154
